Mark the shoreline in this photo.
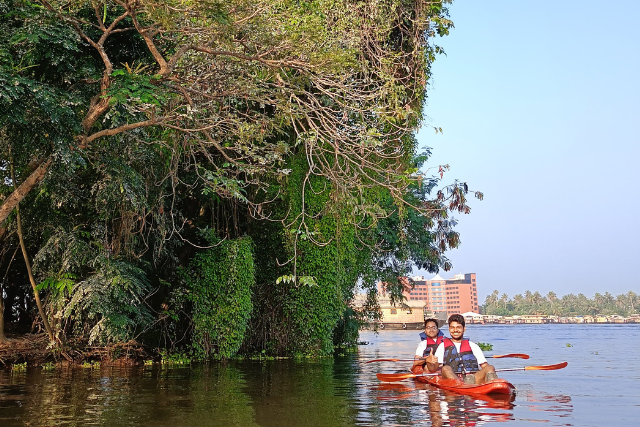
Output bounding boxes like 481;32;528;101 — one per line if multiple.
365;316;640;330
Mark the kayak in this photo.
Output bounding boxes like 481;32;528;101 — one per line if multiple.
415;375;515;395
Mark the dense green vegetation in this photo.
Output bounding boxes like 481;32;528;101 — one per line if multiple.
0;0;479;359
482;290;639;317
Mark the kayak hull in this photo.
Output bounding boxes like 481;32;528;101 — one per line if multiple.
415;375;515;395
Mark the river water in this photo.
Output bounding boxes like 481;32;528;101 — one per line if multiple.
1;324;638;426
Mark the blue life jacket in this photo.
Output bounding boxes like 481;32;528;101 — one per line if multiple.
419;330;444;356
442;338;480;373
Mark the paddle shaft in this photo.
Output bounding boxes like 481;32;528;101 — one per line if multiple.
376;362;568;382
366;353;529;364
496;361;568;372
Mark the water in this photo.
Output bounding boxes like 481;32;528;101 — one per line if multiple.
1;324;638;426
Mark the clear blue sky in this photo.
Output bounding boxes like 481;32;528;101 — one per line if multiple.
414;0;640;303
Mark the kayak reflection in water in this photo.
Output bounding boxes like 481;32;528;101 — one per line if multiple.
425;314;498;384
411;318;444;375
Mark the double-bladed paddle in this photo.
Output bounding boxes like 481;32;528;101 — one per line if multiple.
366;353;530;364
376;361;568;382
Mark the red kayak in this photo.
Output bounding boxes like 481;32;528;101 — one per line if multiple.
415;375;515;396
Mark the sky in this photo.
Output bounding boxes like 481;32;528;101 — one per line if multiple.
414;0;640;303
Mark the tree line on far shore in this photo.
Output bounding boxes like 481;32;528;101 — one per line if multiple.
482;290;639;317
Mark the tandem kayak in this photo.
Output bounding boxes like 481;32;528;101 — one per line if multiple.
415;375;515;396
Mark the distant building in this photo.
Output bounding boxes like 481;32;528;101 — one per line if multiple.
380;273;479;317
377;297;426;329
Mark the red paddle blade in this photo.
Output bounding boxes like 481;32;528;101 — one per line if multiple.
376;372;418;382
524;361;568;371
491;353;530;359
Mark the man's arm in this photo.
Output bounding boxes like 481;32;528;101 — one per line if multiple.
413;341;427;366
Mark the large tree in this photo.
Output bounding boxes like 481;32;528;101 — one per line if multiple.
1;0;482;355
1;0;457;229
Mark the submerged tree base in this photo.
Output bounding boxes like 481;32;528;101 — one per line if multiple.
0;333;153;369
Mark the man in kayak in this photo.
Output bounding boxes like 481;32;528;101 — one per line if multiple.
424;314;498;384
411;318;444;374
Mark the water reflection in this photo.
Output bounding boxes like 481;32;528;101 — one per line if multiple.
0;362;578;427
4;324;635;426
240;359;355;427
0;366;258;427
370;379;515;426
515;389;574;424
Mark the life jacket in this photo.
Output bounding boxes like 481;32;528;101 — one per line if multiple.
442;338;480;374
419;330;444;356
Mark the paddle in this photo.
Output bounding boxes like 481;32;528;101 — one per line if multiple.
376;361;568;382
366;353;530;363
493;361;568;372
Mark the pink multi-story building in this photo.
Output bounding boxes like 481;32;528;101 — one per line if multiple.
402;273;479;316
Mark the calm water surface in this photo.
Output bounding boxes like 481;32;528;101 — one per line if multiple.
1;324;638;426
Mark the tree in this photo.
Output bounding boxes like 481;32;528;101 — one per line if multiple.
2;0;478;357
500;293;509;310
1;0;461;234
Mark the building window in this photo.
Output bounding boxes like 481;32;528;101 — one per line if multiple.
390;309;397;314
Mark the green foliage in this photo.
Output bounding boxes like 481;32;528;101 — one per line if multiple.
0;0;471;362
179;236;255;359
109;68;167;106
477;342;493;351
63;259;154;344
0;0;92;157
11;362;27;372
159;350;192;365
81;361;101;369
37;273;76;295
368;147;464;304
246;152;373;356
332;307;361;349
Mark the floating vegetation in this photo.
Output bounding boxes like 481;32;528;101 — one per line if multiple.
566;343;573;347
11;362;27;372
477;342;493;351
81;361;101;369
159;351;192;365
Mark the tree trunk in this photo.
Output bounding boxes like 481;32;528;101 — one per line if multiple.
0;277;5;343
15;206;55;342
0;158;52;226
9;155;55;342
0;287;6;343
0;246;19;344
